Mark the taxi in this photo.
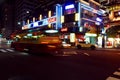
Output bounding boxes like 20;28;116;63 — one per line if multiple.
76;41;96;50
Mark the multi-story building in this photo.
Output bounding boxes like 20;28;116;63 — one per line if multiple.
21;0;104;46
14;0;41;30
60;0;103;45
1;0;14;39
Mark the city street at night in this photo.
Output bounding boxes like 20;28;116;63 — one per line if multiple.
1;0;120;80
0;47;120;80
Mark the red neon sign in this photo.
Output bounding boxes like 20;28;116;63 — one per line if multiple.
48;17;56;23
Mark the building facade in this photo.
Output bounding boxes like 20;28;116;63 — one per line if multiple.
22;0;104;46
1;1;14;39
14;0;41;30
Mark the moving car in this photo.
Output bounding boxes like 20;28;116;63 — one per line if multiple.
61;41;71;48
76;41;96;50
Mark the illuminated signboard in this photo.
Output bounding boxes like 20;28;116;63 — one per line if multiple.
33;22;39;27
48;17;56;23
65;4;76;14
24;16;57;29
65;4;75;10
32;17;54;27
22;25;29;30
42;19;48;26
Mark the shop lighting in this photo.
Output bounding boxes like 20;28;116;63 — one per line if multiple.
33;17;35;22
75;13;79;21
39;14;42;20
27;19;29;24
85;33;97;37
27;33;32;36
61;16;64;23
45;30;58;33
48;11;51;18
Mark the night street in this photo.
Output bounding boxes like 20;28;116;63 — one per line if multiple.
0;48;120;80
0;0;120;80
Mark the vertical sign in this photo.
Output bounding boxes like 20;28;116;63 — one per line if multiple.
78;2;82;32
56;4;62;29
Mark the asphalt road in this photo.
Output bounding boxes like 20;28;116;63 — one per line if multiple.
0;48;120;80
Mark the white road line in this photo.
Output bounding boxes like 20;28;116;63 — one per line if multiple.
106;68;120;80
106;76;120;80
0;49;7;53
6;49;14;52
83;53;90;56
20;52;29;55
113;71;120;76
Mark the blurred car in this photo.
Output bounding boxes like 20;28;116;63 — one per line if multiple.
62;41;71;48
76;42;96;50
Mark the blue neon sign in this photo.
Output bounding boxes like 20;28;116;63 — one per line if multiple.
28;16;57;29
65;4;74;10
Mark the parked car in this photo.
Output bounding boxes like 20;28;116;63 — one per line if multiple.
76;42;96;50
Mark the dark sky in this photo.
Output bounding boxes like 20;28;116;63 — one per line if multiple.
0;0;5;5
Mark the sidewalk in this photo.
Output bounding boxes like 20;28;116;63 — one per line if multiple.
96;47;120;51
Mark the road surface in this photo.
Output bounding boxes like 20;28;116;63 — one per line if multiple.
0;48;119;80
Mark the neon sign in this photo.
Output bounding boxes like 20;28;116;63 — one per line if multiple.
22;25;29;30
24;16;57;29
48;17;56;23
65;4;74;10
33;22;38;27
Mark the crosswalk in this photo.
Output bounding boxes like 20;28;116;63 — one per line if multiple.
106;68;120;80
0;49;78;56
0;48;15;53
0;48;29;55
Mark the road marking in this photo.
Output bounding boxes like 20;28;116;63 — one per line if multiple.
20;52;29;55
106;76;120;80
106;68;120;80
0;49;7;52
6;49;14;52
83;53;90;56
113;71;120;76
